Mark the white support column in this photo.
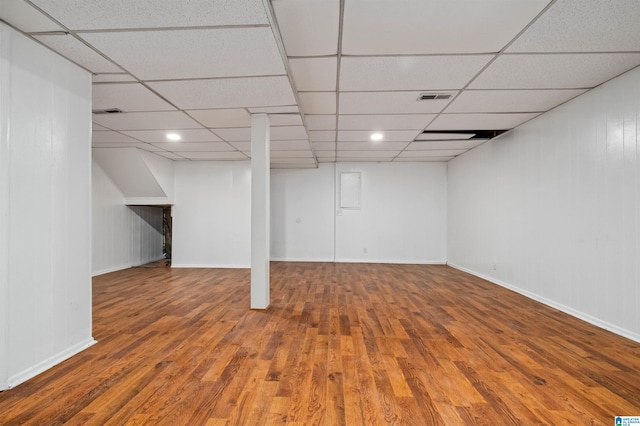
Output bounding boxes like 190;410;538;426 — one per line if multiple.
250;114;270;309
0;27;10;390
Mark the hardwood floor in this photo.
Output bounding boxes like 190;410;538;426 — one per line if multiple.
1;262;639;425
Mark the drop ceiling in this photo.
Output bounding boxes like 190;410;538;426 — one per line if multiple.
2;0;640;168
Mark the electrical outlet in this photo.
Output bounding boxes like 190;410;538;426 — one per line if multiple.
363;247;367;254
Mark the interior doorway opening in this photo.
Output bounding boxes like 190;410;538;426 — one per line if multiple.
127;204;172;268
162;206;172;266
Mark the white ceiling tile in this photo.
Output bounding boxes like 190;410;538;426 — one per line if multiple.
248;106;299;114
92;131;143;143
273;165;318;169
270;158;317;166
340;159;393;163
315;150;336;158
212;128;251;142
309;131;336;142
153;151;186;160
337;150;400;158
149;76;296;110
186;109;251;128
398;149;467;158
92;124;110;131
272;0;339;56
271;140;311;150
337;130;420;142
298;92;336;114
405;140;488;150
120;129;222;143
136;144;165;152
428;113;540;130
312;142;336;151
177;151;248;160
269;114;303;126
289;57;337;91
470;54;640;89
230;142;251;151
338;114;435;130
92;74;137;83
507;0;640;53
446;89;587;113
306;115;336;130
337;141;410;151
340;92;454;114
394;157;454;162
271;151;314;159
150;142;235;152
338;157;394;162
93;83;176;112
340;56;492;91
81;28;285;80
33;34;122;73
342;0;550;55
415;133;476;141
271;126;308;140
92;142;151;149
0;0;65;32
30;0;269;29
92;111;203;130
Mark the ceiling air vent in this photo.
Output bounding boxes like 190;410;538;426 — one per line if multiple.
417;93;452;101
92;108;123;114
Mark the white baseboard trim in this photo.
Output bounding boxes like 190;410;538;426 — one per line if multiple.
92;264;132;276
7;337;97;389
336;259;447;265
447;262;640;344
134;255;165;267
270;257;335;262
170;264;250;269
92;256;167;277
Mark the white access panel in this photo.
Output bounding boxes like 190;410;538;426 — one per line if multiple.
340;172;361;209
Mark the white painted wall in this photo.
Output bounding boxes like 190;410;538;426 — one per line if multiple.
335;162;448;263
172;161;251;268
448;65;640;342
139;149;175;203
271;164;335;261
92;159;164;276
0;23;94;389
173;161;447;267
270;162;448;264
93;147;174;205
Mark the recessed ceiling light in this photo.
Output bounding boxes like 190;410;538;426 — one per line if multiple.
370;132;383;142
166;133;181;141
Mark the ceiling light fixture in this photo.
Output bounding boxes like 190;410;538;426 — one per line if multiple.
166;133;181;142
370;132;383;142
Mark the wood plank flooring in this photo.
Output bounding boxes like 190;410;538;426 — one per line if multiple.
1;262;639;425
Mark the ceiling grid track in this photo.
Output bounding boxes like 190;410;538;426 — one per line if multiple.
1;0;637;165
